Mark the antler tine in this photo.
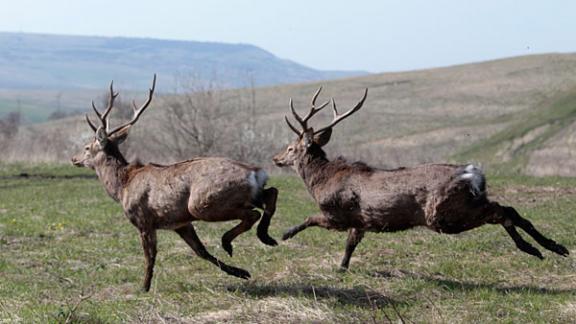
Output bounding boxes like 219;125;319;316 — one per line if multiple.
289;98;305;125
89;80;118;132
85;114;98;132
100;81;119;128
288;87;330;133
313;88;368;135
284;115;301;135
300;87;330;126
108;74;157;136
91;100;102;119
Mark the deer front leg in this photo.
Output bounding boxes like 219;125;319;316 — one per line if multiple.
339;228;365;271
140;230;157;292
175;223;251;279
282;213;331;240
256;187;279;246
221;210;260;257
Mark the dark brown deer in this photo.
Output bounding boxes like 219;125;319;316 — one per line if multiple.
273;87;569;270
71;75;278;291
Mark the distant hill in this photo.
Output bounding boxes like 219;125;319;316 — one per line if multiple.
5;53;576;176
0;32;364;90
0;32;365;122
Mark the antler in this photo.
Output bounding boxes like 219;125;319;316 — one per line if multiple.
90;81;119;132
108;74;157;136
286;87;330;135
284;87;368;135
313;88;368;135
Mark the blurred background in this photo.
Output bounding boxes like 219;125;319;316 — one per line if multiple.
1;0;576;176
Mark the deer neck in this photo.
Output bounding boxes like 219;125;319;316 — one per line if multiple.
295;145;330;199
93;146;129;202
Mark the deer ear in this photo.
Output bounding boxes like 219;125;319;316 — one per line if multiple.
303;130;314;148
95;127;108;145
313;128;332;147
109;125;131;144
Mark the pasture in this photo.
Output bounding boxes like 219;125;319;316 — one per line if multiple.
0;163;575;322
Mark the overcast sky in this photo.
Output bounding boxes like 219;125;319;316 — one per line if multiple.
1;0;575;72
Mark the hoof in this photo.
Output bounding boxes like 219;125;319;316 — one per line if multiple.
258;233;278;246
282;230;295;241
226;266;251;280
553;244;570;257
222;240;233;257
336;266;349;273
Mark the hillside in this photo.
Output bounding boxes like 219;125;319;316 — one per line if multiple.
5;53;576;176
0;32;362;90
0;32;363;122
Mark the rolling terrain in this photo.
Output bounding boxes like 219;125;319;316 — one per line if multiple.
5;52;576;176
2;53;576;322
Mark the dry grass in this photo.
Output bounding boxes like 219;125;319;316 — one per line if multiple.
4;53;576;174
1;164;576;322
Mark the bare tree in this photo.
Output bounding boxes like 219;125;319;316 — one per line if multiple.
146;77;278;165
0;111;21;154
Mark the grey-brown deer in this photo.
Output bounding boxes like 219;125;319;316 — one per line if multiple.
71;75;278;291
273;87;568;270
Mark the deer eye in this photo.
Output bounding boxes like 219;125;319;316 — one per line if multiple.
287;147;294;152
85;146;90;151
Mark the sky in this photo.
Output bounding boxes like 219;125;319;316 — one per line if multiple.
1;0;575;73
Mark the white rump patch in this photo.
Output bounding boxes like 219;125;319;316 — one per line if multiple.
248;169;268;199
459;164;486;197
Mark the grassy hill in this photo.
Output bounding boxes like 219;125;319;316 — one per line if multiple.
4;53;576;176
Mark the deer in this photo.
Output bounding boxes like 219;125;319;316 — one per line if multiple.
273;87;569;271
71;75;279;291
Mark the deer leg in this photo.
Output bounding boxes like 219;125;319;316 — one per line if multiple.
503;223;544;259
282;213;330;240
339;228;365;271
175;223;250;279
139;230;157;292
503;206;569;257
256;187;279;246
221;210;260;257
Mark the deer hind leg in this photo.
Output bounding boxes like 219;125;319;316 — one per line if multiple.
282;213;331;240
221;210;261;257
256;187;279;246
502;206;569;257
339;228;365;271
139;230;157;292
175;223;250;279
503;223;544;259
489;203;569;258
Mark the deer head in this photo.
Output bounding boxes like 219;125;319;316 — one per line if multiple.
272;87;368;168
71;75;156;169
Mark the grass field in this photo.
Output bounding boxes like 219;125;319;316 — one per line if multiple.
1;163;575;323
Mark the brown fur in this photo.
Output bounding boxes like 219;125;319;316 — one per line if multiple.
274;89;569;270
71;80;278;292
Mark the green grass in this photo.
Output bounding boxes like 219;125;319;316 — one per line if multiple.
1;164;575;322
454;88;576;174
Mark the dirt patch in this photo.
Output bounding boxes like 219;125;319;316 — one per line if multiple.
525;116;576;176
190;297;335;323
489;184;576;207
496;124;550;162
